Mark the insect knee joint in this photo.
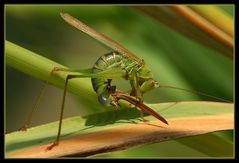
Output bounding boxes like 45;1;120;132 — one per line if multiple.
51;67;63;75
66;75;76;80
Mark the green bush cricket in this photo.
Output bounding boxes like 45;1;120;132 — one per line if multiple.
17;13;231;151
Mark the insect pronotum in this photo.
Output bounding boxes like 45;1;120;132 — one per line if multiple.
17;13;231;151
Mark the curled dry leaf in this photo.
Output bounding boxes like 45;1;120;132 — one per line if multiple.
5;102;234;158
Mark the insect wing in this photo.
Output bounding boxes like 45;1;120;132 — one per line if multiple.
60;13;143;64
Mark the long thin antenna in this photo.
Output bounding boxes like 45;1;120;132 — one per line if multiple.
158;85;232;103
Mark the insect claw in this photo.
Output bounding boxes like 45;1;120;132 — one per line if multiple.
110;100;120;108
141;118;150;122
46;141;59;151
18;124;29;131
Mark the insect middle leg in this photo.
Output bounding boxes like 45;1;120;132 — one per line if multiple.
46;67;126;150
18;66;127;150
17;66;83;129
18;67;61;131
46;73;81;151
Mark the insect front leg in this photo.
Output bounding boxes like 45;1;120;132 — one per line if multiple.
137;79;159;122
139;79;159;94
128;72;150;122
129;71;143;102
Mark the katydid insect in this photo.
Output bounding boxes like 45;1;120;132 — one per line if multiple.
18;13;231;151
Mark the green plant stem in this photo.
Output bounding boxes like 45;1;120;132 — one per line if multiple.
5;40;102;112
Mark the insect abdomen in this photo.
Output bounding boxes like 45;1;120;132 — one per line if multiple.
91;51;142;106
91;52;122;93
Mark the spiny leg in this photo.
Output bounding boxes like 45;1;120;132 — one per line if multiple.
17;65;126;150
18;67;60;131
45;67;126;151
46;74;80;151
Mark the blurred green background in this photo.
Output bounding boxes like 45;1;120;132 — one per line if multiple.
5;5;234;158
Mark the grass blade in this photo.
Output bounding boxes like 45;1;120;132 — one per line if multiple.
171;5;233;49
177;132;233;157
5;102;233;158
189;5;234;37
93;130;233;158
134;5;233;58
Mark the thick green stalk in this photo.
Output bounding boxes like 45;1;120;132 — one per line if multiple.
5;40;100;113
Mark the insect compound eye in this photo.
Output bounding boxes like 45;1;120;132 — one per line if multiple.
98;94;112;107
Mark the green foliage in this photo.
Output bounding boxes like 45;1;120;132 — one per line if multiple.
5;101;233;156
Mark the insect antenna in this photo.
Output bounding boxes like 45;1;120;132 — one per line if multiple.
157;84;232;103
